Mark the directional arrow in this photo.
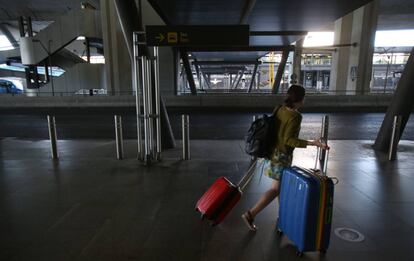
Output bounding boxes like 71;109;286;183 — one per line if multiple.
155;33;165;42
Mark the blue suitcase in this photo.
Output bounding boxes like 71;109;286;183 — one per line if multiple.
276;166;335;256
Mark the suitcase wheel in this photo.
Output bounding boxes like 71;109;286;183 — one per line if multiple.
296;251;304;257
276;229;283;237
320;249;327;255
200;214;206;220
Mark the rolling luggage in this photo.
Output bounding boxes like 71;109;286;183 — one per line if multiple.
277;143;338;257
195;159;257;226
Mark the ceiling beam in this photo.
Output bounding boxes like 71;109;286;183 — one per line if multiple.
250;31;308;36
193;61;261;65
147;0;171;25
0;24;19;48
239;0;257;24
182;45;295;52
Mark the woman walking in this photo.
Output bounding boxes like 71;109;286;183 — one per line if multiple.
242;84;328;231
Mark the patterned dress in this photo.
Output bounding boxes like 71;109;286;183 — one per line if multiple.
262;106;308;180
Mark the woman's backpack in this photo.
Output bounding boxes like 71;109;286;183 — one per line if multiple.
245;107;281;159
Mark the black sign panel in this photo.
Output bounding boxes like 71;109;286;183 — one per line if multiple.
146;25;249;47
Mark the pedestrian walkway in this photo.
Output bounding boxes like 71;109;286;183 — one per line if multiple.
1;138;414;260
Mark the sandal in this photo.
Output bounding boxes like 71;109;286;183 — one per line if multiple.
242;211;257;231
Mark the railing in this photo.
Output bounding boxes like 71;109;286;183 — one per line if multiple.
0;88;396;97
0;91;137;97
178;88;396;95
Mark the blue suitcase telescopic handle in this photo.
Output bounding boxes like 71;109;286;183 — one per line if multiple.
314;140;329;176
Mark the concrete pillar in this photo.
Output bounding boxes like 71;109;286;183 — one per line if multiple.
100;0;132;95
330;0;378;94
330;12;353;94
291;38;304;85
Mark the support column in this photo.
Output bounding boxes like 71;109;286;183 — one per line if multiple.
109;0;175;150
194;60;202;90
248;63;258;92
347;0;378;94
330;0;378;95
180;50;197;95
330;12;353;94
272;50;289;94
374;48;414;152
100;0;131;95
291;38;304;85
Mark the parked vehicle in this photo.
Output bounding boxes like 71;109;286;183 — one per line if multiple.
0;79;23;94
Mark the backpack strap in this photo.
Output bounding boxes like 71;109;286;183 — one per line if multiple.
272;105;282;116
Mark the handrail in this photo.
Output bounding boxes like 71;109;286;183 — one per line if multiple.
0;89;396;97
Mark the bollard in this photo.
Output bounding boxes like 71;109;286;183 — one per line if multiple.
182;115;190;160
141;56;151;164
153;47;162;161
133;32;143;160
388;115;402;161
47;115;58;159
114;115;124;160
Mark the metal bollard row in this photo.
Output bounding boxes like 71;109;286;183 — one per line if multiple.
47;115;58;159
182;114;190;160
114;115;124;160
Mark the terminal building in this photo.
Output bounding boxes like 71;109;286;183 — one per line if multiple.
0;0;414;260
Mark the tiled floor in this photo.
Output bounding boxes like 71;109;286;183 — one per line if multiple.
1;138;414;260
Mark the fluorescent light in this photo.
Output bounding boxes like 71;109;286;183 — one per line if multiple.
303;32;334;47
0;35;14;51
81;55;105;64
375;30;414;47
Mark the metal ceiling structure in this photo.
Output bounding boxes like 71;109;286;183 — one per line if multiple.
147;0;374;61
0;0;413;62
0;0;100;20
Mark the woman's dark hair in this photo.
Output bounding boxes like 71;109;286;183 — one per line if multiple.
284;84;306;108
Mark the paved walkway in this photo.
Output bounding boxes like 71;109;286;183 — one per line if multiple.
1;138;414;260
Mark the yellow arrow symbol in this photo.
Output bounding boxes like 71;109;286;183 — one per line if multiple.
155;33;165;42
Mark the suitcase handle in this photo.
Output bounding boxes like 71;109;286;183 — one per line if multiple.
329;177;339;185
314;140;329;176
238;158;258;191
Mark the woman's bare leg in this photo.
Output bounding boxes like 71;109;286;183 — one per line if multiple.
249;180;280;218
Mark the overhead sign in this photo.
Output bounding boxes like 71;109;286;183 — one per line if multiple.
146;25;249;47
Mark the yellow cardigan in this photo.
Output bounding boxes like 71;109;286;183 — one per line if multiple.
273;105;308;155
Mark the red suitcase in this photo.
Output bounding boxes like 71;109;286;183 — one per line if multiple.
195;160;257;226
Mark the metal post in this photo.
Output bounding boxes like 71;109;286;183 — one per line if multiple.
114;115;124;160
248;63;259;93
146;57;154;158
202;72;211;89
319;115;329;168
133;32;143;160
47;115;58;159
182;115;190;160
272;50;290;94
153;47;162;160
388;115;402;161
141;56;151;164
85;37;91;63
